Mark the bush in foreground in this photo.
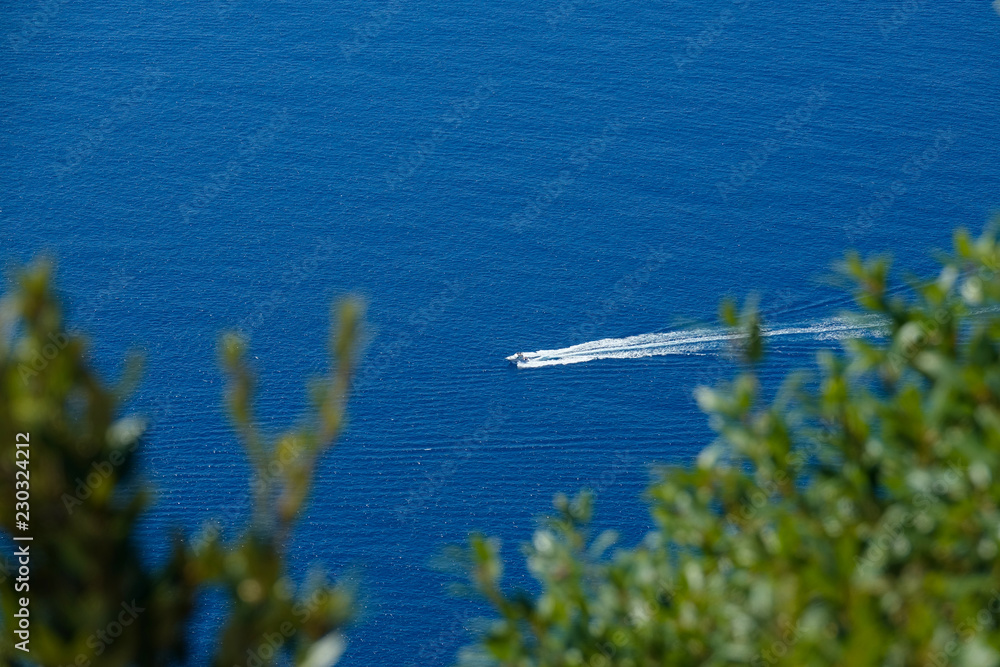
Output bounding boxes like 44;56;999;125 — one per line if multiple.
0;261;360;667
461;224;1000;667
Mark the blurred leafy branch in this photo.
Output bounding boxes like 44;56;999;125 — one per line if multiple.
458;222;1000;667
0;260;361;667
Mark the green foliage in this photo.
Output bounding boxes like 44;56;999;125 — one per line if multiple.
0;260;360;667
460;225;1000;667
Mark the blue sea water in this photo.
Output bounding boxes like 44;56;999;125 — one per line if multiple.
3;0;1000;663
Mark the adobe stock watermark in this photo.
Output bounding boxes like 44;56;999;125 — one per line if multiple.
568;247;670;344
582;451;639;499
545;0;679;27
8;0;72;52
544;0;582;27
234;576;345;667
384;77;497;191
750;614;839;666
340;0;406;61
885;304;954;374
717;84;830;202
17;330;69;385
67;243;140;343
60;430;143;515
672;0;753;72
854;461;967;575
848;129;956;241
544;570;673;666
394;400;507;522
719;440;823;535
926;589;1000;667
234;236;340;338
179;108;290;223
878;0;927;39
76;267;137;329
214;0;242;18
352;279;465;393
51;71;168;181
237;626;343;667
58;600;145;667
190;436;304;555
507;118;627;233
712;413;840;537
405;616;470;667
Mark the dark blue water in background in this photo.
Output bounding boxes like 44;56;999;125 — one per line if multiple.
3;1;1000;663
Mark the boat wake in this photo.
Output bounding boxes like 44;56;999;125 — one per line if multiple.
506;316;886;368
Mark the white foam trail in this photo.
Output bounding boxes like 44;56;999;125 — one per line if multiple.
506;316;886;368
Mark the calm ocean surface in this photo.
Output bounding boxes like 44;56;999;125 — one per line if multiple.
3;1;1000;663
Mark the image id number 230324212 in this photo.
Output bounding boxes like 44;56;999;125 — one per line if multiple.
13;432;31;653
